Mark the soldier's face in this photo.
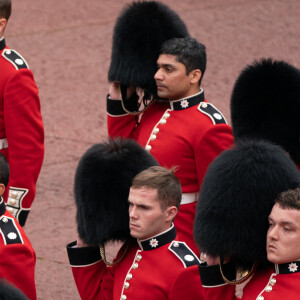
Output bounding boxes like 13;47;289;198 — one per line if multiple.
154;54;196;100
267;203;300;264
128;187;172;240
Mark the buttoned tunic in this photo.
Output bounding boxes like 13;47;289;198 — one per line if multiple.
67;225;201;300
199;261;300;299
107;90;233;254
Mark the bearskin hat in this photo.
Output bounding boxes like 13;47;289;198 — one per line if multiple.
194;139;300;271
74;138;158;245
108;1;189;98
231;58;300;164
0;280;28;300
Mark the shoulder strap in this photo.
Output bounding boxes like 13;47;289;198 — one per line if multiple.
169;241;200;268
2;49;29;70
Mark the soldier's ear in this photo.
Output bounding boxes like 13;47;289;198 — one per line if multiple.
0;18;7;34
165;206;178;221
0;183;5;197
190;69;202;85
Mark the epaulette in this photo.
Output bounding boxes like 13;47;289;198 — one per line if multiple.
0;215;23;245
169;241;200;267
2;49;29;70
198;102;228;125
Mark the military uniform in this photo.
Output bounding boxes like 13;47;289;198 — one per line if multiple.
0;38;44;226
107;90;234;254
67;225;201;300
0;197;36;299
199;261;300;299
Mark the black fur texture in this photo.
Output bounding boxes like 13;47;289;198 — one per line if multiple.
0;280;28;300
231;58;300;164
108;1;189;97
194;139;300;271
74;138;158;245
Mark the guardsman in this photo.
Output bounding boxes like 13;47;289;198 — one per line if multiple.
67;139;203;299
107;2;233;255
194;139;300;299
0;0;44;226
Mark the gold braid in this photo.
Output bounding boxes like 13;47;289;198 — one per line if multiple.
99;242;129;266
219;261;258;285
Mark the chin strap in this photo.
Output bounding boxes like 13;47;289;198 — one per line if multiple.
219;257;258;285
99;242;130;266
120;84;154;115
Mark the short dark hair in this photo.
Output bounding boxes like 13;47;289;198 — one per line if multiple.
131;166;181;210
0;153;9;187
275;188;300;210
160;37;206;84
0;0;11;20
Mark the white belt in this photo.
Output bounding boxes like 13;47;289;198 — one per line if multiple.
181;192;199;205
0;138;8;150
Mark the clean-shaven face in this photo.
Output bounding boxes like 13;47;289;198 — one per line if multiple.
267;203;300;264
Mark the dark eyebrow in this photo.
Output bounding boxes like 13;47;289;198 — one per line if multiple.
157;63;175;69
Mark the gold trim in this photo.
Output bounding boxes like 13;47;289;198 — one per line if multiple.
219;261;258;285
100;242;129;266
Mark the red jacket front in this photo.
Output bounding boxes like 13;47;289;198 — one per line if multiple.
67;225;203;300
199;261;300;299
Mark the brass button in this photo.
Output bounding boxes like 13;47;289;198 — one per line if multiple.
126;273;132;281
132;263;139;269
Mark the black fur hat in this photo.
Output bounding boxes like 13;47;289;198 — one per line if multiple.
194;139;300;271
108;1;189;97
231;58;300;164
74;138;159;245
0;280;28;300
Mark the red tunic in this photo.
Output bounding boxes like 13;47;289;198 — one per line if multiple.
0;197;36;299
67;225;202;300
199;261;300;299
0;38;44;226
107;90;234;254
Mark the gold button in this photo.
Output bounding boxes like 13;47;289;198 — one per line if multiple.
11;192;18;199
132;263;139;269
153;128;159;134
150;134;156;141
163;112;170;119
8;199;16;206
136;254;142;262
173;242;179;247
265;285;272;292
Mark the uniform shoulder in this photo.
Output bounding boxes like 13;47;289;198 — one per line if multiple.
0;215;24;245
168;241;200;268
198;102;228;125
1;49;29;70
